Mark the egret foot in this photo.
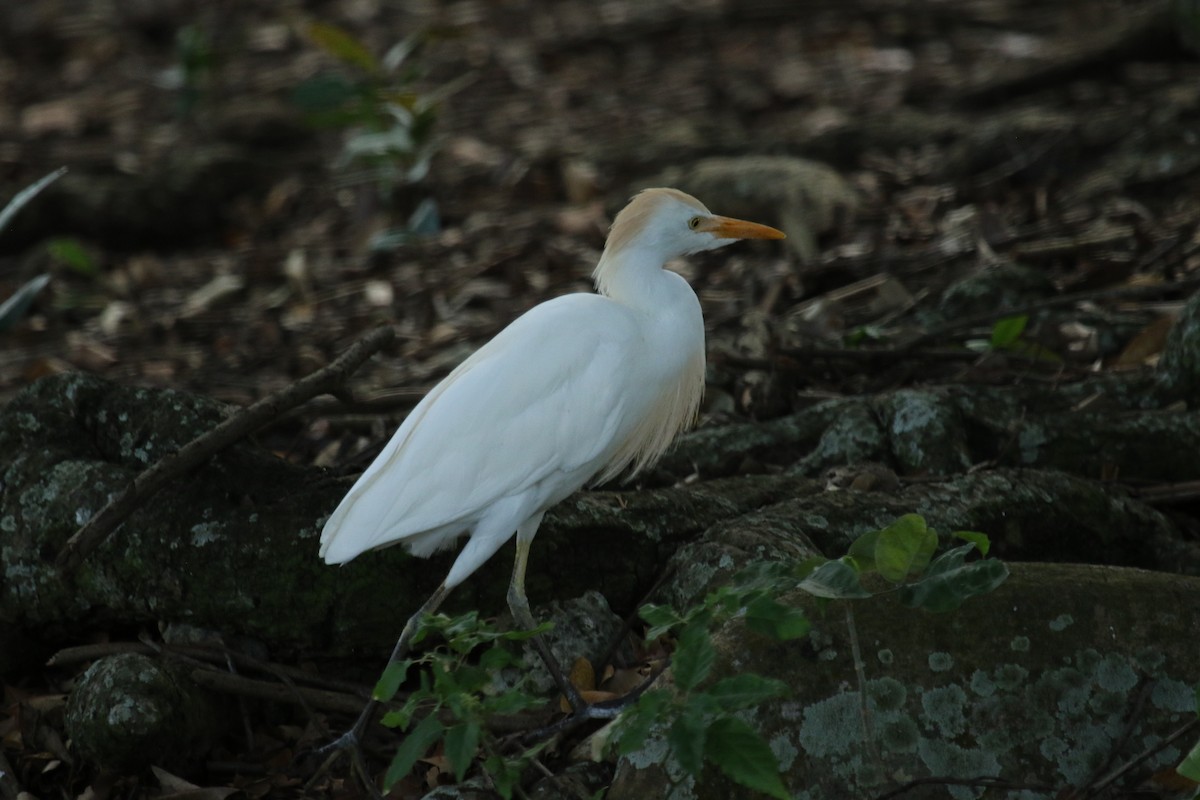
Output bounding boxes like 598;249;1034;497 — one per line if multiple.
520;655;670;744
312;584;453;796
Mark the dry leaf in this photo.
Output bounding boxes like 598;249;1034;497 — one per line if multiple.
1110;314;1177;368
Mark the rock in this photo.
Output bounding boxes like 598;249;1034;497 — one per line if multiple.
610;563;1200;799
0;372;356;654
878;389;972;476
65;653;221;773
528;761;613;799
931;262;1055;323
499;591;625;696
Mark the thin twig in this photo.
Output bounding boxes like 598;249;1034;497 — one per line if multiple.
48;640;368;697
1087;716;1200;796
1079;677;1154;795
56;325;396;572
189;669;365;714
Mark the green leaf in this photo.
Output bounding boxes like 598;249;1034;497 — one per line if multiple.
990;314;1028;348
444;720;481;782
673;624;716;691
846;529;880;573
46;237;97;277
704;716;789;800
641;602;685;640
479;643;518;670
1177;734;1200;781
373;660;410;702
953;530;991;556
498;621;553;641
447;663;490;695
669;706;708;778
798;559;871;599
744;595;810;641
480;687;545;716
382;714;444;790
708;674;790;711
875;514;938;582
483;753;523;800
381;686;427;729
307;21;379;73
900;550;1010;612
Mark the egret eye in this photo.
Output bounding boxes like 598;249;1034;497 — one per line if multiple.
688;216;703;230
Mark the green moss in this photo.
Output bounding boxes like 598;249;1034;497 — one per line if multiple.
1049;613;1074;631
1009;636;1030;652
969;670;995;697
798;692;864;758
1150;678;1194;713
1093;653;1138;693
770;733;800;770
867;677;907;711
880;716;920;753
920;685;968;738
915;740;1000;800
928;652;954;671
993;663;1028;691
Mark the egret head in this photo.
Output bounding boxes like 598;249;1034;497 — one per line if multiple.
604;187;785;261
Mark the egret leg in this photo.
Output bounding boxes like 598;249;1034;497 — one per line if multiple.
507;533;587;713
322;582;452;753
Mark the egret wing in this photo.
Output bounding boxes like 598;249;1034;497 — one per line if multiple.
319;295;642;562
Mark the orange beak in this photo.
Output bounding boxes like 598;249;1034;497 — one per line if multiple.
700;215;786;240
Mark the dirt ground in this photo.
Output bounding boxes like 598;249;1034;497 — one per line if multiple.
2;0;1200;797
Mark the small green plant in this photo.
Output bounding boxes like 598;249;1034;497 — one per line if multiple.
969;313;1060;361
614;514;1008;798
615;572;807;800
371;611;552;797
988;314;1028;350
292;22;471;217
46;237;98;278
372;515;1007;798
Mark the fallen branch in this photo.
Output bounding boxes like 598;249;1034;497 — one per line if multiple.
189;669;365;715
47;641;366;696
56;325;396;573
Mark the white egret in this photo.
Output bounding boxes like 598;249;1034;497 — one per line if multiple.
320;187;784;745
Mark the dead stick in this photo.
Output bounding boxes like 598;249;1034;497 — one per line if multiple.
56;325;396;573
189;669;366;714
